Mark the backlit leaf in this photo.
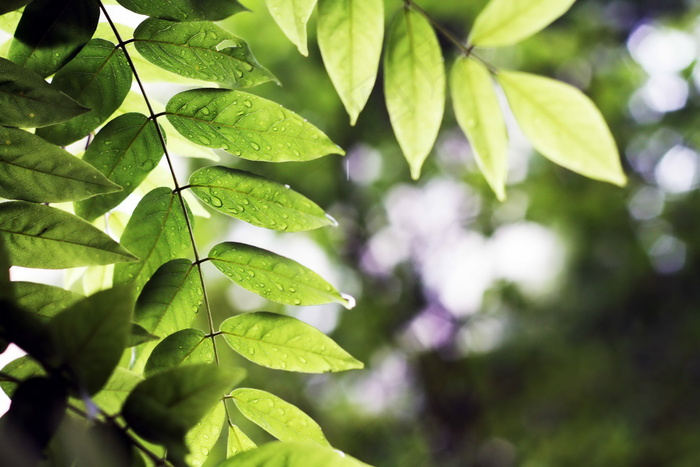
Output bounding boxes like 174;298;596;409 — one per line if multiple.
116;0;247;22
74;113;164;221
0;57;88;128
92;367;143;415
266;0;317;56
227;424;256;457
128;323;159;347
221;312;363;373
0;356;45;398
317;0;383;125
230;388;329;446
450;57;508;200
209;242;353;308
189;166;333;232
35;39;132;146
0;127;121;203
497;70;626;186
0;202;137;269
8;0;99;77
469;0;576;47
384;7;445;179
218;441;370;467
134;18;275;89
144;328;214;377
186;402;225;467
13;282;82;320
166;88;344;162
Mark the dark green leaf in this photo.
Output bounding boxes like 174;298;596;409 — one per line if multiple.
74;113;164;221
13;281;83;320
0;302;56;366
128;323;159;347
113;188;193;292
0;57;88;128
166;88;344;162
0;355;45;398
92;367;142;415
186;402;225;467
134;18;275;88
210;242;354;308
189;166;333;232
221;312;363;373
8;0;99;78
218;441;371;467
144;328;214;377
227;424;256;457
49;285;135;395
0;201;138;269
0;127;121;203
0;0;34;16
116;0;247;22
265;0;317;56
35;39;132;146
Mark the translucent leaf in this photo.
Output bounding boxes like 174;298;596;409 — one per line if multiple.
7;0;99;78
227;424;256;457
49;285;135;395
469;0;576;47
189;166;333;232
0;127;121;203
384;7;445;179
0;57;88;128
134;18;275;88
497;71;626;186
231;388;329;446
35;39;132;146
0;201;137;269
13;282;83;320
0;356;45;398
74;113;164;221
450;57;508;201
220;312;363;373
166;88;344;162
92;367;143;415
186;402;225;467
317;0;383;125
218;441;370;467
144;328;214;377
116;0;247;22
266;0;317;56
209;242;353;308
113;188;193;293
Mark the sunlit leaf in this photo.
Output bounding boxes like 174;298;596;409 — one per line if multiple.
384;7;445;179
317;0;383;125
0;356;45;398
0;57;88;128
218;441;370;467
92;367;143;415
0;201;137;269
221;312;363;373
144;328;214;377
209;242;353;308
497;70;626;186
189;166;333;232
8;0;99;77
265;0;317;56
166;88;344;162
74;113;164;221
469;0;576;47
134;18;275;88
116;0;247;22
186;402;225;467
450;57;509;200
0;127;121;203
113;188;193;292
13;282;82;320
227;424;256;457
35;39;132;146
230;388;329;446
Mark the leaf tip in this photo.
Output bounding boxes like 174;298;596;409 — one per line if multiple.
409;164;422;180
339;292;356;310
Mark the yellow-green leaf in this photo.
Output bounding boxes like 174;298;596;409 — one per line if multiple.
227;424;256;457
266;0;317;56
186;402;225;467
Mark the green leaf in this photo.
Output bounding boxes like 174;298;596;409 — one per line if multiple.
220;312;363;373
186;402;225;467
8;0;99;78
0;0;33;16
218;441;370;467
113;188;193;292
144;328;214;377
0;355;45;398
450;57;509;201
0;202;138;269
116;0;247;22
74;113;165;221
189;166;333;232
209;242;353;308
92;367;143;414
469;0;576;47
134;18;275;89
497;70;626;186
35;39;132;146
166;88;344;162
128;323;159;347
13;282;83;321
0;57;88;128
230;388;329;446
317;0;383;125
227;424;256;457
0;127;121;203
265;0;317;56
49;285;135;394
384;7;445;179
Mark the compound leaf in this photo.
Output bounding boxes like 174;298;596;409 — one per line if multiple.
186;402;225;467
227;424;256;457
144;328;214;377
265;0;317;56
13;282;83;320
92;367;143;415
116;0;247;22
218;441;370;467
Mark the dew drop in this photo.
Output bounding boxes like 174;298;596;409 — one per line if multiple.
293;298;301;305
251;142;260;150
340;292;356;310
243;100;252;108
